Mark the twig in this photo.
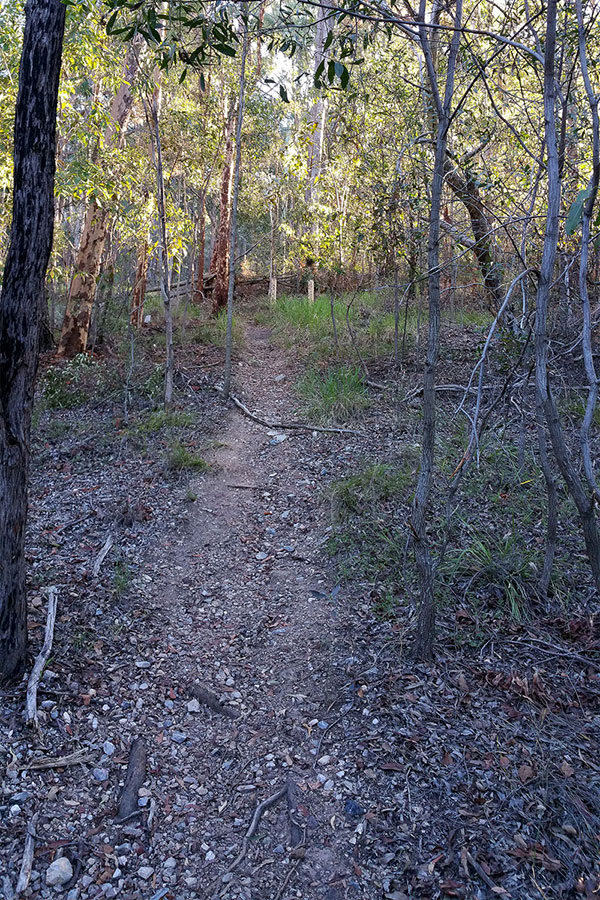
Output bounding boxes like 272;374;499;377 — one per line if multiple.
25;589;58;727
22;749;93;771
402;383;493;402
209;786;287;894
227;392;363;437
148;889;170;900
464;849;507;894
15;812;38;896
272;859;301;900
508;636;600;672
93;533;114;577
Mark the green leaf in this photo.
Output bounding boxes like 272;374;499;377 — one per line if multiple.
105;9;120;33
213;42;236;57
314;59;325;88
279;85;289;103
340;64;349;89
565;186;593;236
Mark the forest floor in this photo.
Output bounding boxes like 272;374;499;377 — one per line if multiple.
1;306;600;900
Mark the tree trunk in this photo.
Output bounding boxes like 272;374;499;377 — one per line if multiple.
148;91;174;413
411;0;462;662
211;103;236;315
131;239;149;328
57;38;144;357
0;0;65;680
445;165;503;309
223;12;249;398
193;192;206;304
535;0;600;591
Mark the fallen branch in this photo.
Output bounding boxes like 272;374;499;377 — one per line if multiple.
209;786;287;893
402;383;494;402
190;683;239;719
93;533;114;577
23;749;93;771
25;588;58;727
286;777;304;850
15;812;38;896
228;392;363;437
463;850;504;894
115;738;146;824
272;860;301;900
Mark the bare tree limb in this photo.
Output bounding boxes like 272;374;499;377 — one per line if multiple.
15;812;38;896
227;391;363;436
25;588;58;728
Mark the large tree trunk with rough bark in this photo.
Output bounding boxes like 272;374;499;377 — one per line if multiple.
0;0;65;680
211;103;236;315
57;39;143;357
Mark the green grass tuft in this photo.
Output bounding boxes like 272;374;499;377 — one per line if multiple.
297;366;369;422
168;440;210;471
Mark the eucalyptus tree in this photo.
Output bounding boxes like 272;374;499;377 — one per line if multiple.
0;0;65;679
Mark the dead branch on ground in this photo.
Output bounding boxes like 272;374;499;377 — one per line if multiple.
25;588;58;728
115;738;146;824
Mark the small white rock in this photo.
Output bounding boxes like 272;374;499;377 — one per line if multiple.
137;866;154;880
187;699;200;714
46;857;73;887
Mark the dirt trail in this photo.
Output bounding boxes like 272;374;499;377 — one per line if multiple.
139;323;366;899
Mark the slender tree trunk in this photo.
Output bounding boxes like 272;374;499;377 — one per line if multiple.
57;38;144;357
211;103;236;315
535;0;600;590
148;92;173;413
0;0;65;680
131;239;149;328
412;0;462;662
223;12;249;398
193;192;206;304
445;165;503;309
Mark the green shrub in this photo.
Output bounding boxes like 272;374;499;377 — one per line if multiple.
41;354;98;409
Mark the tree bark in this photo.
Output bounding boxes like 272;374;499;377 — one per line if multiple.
131;239;149;328
445;165;503;309
535;0;600;591
412;0;462;662
57;38;144;357
0;0;65;680
148;91;174;413
211;103;236;315
193;192;206;304
223;12;249;398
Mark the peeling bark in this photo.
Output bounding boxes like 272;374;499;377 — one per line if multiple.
57;39;144;357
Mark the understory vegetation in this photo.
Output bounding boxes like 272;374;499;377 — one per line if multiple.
2;0;600;896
